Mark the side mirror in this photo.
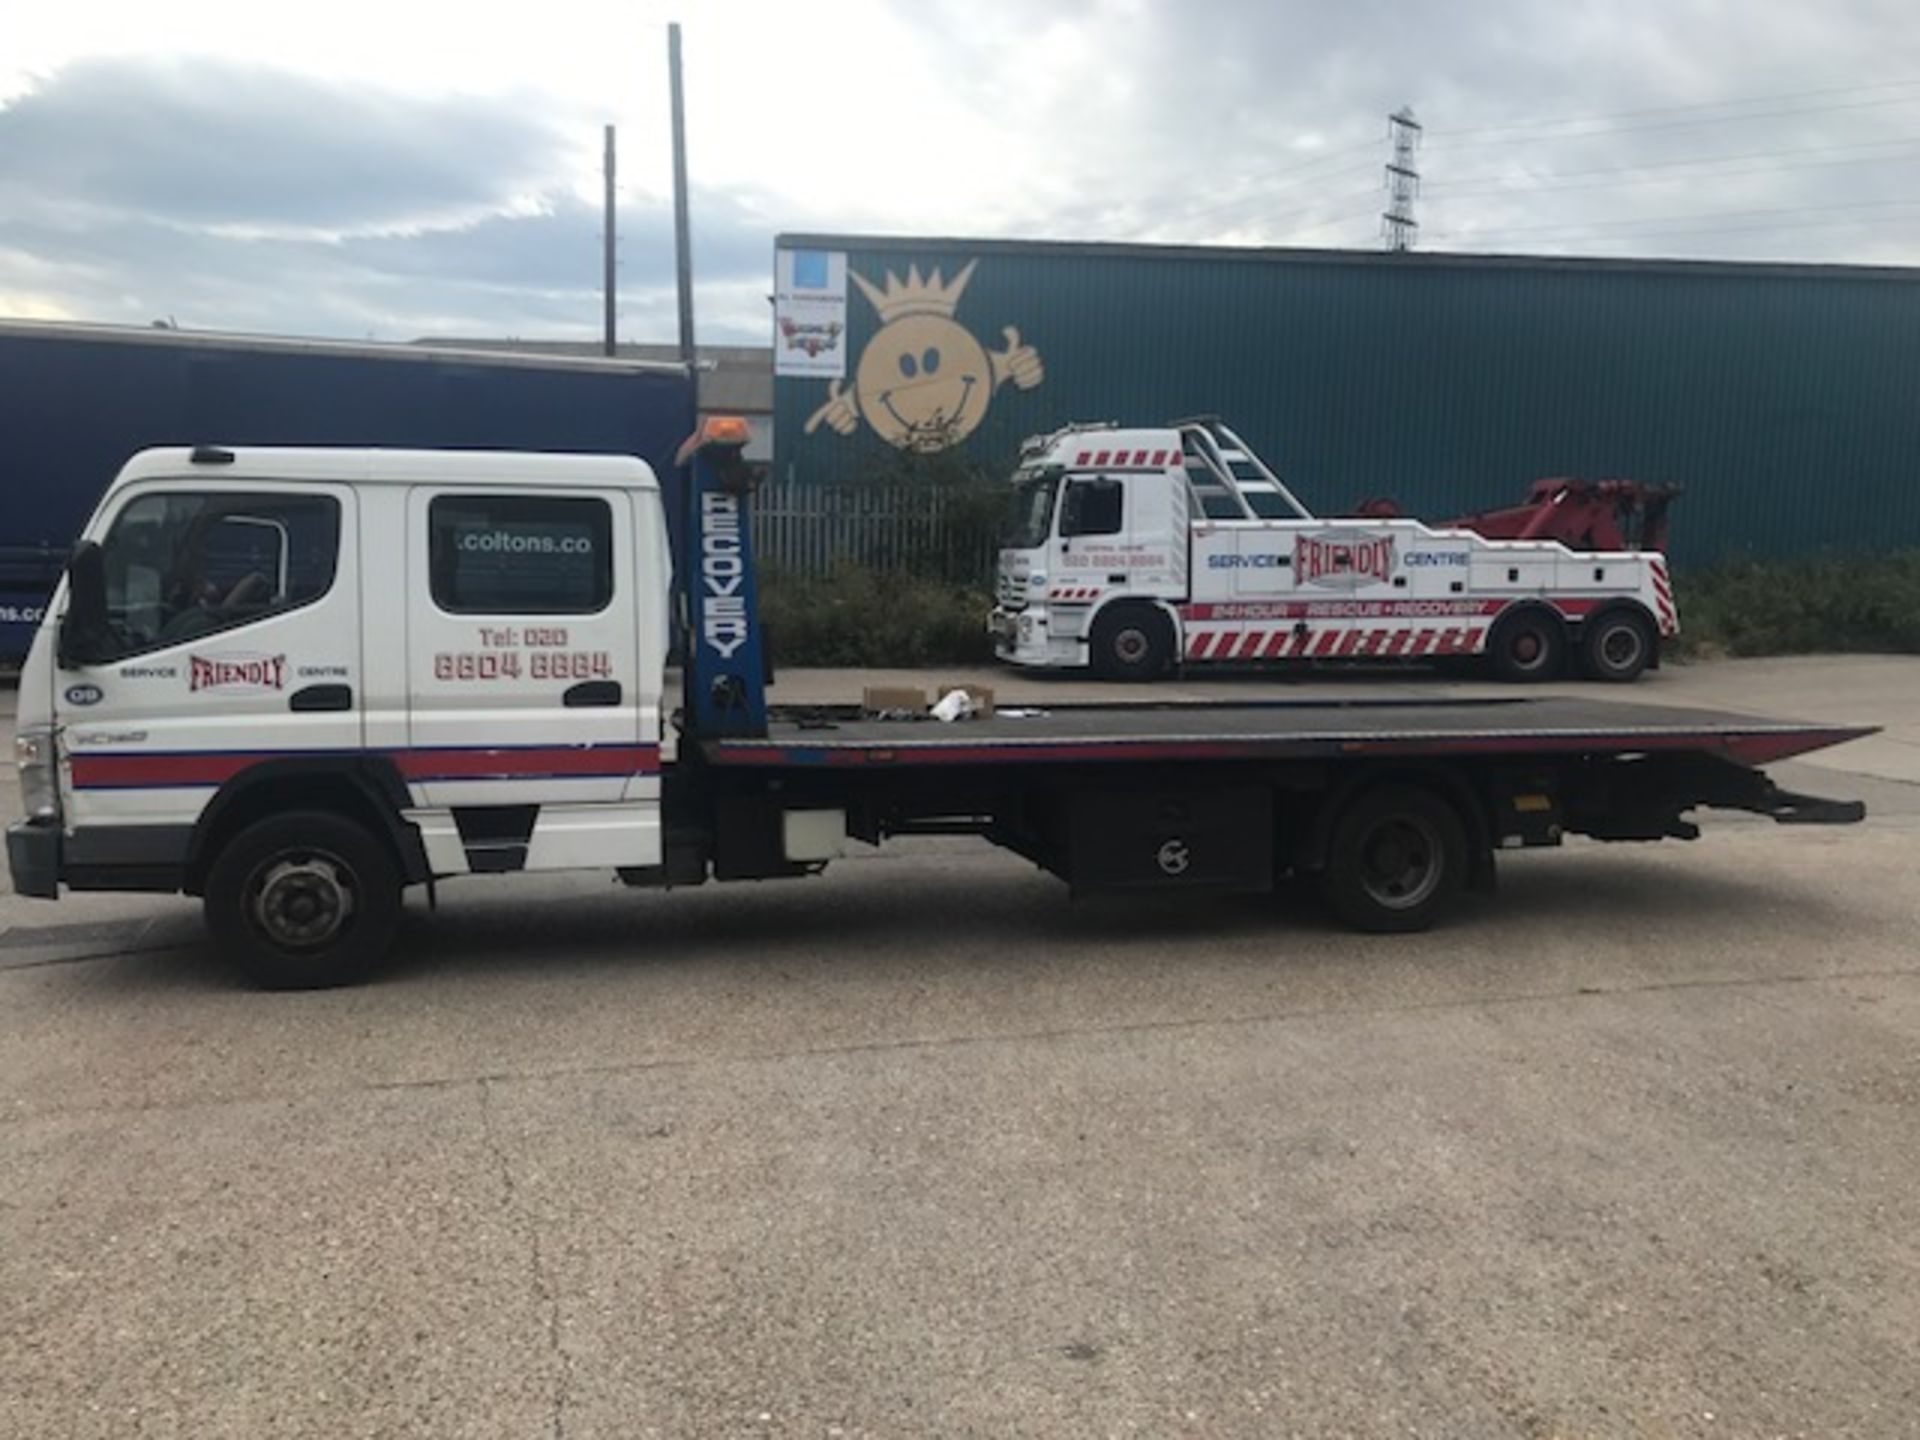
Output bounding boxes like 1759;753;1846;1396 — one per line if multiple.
56;541;109;670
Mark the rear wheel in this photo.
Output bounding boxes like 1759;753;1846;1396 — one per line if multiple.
204;810;403;989
1089;606;1173;681
1318;785;1468;933
1581;609;1656;682
1486;607;1566;683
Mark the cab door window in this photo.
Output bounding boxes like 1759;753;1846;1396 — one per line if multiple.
97;491;340;660
1060;478;1125;537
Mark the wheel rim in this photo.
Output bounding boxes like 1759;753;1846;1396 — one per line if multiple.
1509;628;1546;668
1599;622;1644;672
246;851;356;950
1358;814;1444;911
1113;627;1151;665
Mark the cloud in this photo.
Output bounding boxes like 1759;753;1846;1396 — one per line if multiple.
888;0;1920;259
0;56;579;238
0;201;775;342
0;56;776;340
8;2;1920;342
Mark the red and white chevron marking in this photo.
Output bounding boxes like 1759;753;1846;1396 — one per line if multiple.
1070;446;1176;469
1047;586;1102;602
1647;559;1678;635
1185;625;1489;661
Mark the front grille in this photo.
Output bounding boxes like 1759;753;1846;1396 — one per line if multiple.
997;568;1026;609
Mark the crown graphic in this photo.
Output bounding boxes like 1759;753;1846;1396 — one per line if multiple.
850;259;978;322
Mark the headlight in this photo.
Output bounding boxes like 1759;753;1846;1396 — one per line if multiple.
1019;614;1036;639
15;728;59;821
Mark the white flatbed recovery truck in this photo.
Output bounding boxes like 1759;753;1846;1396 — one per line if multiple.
7;423;1871;988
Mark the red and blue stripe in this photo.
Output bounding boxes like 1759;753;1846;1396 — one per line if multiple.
70;743;662;791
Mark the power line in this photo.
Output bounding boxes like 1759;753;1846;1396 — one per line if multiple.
1251;134;1392;182
1134;186;1385;243
1118;141;1384;240
1428;195;1920;242
1169;160;1382;227
1427;76;1920;139
1428;148;1920;200
1428;91;1920;151
1436;210;1920;246
1427;134;1920;191
1289;203;1405;240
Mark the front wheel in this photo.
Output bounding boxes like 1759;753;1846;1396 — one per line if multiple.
1318;785;1469;933
1089;606;1174;681
204;810;403;989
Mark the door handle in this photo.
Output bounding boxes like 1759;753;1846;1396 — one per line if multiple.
564;680;622;707
290;684;353;712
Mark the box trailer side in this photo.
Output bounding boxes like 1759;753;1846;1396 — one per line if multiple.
0;322;695;658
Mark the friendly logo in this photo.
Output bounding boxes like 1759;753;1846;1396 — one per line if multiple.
1295;530;1399;590
188;653;287;693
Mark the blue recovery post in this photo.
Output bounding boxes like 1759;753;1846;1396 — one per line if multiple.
678;418;768;739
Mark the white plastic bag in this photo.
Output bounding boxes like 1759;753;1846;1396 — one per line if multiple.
930;688;976;722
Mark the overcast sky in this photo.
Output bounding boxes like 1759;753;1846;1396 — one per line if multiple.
7;0;1920;343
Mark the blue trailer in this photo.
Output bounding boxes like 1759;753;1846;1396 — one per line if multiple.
0;321;696;658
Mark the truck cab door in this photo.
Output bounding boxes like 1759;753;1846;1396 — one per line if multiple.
56;481;361;839
1058;475;1126;576
403;485;658;872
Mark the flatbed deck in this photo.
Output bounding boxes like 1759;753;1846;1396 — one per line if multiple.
703;696;1874;770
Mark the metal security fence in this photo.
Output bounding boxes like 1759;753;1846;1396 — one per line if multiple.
751;476;998;580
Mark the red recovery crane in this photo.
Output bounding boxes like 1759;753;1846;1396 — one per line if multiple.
1445;478;1679;553
1354;479;1680;553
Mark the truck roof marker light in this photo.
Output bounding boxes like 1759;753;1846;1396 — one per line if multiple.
190;445;236;465
675;415;752;466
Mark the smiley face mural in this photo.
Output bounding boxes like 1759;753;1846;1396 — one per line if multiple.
804;260;1043;452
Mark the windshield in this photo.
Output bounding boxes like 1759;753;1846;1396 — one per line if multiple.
1004;474;1060;550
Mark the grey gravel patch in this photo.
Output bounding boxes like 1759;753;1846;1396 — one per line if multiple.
0;919;150;951
0;917;194;971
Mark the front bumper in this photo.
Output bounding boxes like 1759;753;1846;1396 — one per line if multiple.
989;605;1084;668
7;819;60;899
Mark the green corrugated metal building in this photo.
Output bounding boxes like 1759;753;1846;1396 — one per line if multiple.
771;235;1920;567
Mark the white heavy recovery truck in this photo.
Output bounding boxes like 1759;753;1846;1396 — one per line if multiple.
991;419;1677;683
7;425;1868;990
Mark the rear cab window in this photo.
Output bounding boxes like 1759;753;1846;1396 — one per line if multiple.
428;495;613;615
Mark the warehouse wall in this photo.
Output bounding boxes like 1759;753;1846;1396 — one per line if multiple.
772;236;1920;568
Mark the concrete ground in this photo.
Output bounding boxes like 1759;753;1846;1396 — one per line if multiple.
1;657;1916;1438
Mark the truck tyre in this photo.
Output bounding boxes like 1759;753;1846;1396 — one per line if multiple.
1318;784;1468;933
1486;607;1565;683
1090;606;1173;681
1581;608;1655;682
204;810;403;989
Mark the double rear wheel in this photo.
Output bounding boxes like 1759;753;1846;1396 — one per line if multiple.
1580;609;1656;683
1318;785;1470;933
